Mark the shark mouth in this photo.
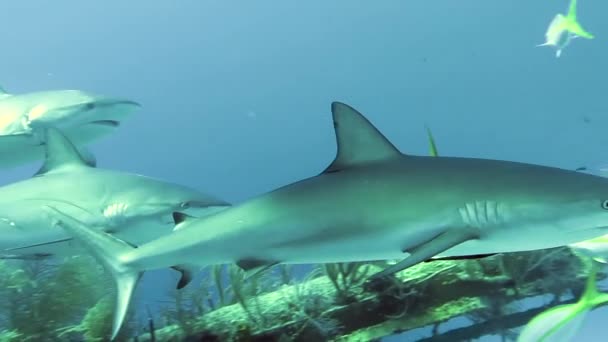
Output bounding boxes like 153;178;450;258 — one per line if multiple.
91;120;120;127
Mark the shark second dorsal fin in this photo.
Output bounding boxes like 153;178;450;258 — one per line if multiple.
35;127;91;175
323;102;402;173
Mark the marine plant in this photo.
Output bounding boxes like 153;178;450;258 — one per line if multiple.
0;255;108;341
78;296;135;341
323;262;370;304
227;264;267;326
0;330;22;342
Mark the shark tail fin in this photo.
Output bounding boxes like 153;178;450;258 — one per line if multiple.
43;205;140;341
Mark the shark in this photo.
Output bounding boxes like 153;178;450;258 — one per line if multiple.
0;127;230;286
45;101;608;339
0;86;140;168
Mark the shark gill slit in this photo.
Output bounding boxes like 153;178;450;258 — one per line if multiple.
459;200;502;230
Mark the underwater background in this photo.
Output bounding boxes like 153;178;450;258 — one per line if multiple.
1;0;607;341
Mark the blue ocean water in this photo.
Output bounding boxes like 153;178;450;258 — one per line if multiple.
1;0;607;340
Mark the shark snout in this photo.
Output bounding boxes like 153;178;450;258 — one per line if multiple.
26;97;140;129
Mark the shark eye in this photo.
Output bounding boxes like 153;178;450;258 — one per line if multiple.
180;202;190;209
602;200;608;210
84;103;96;111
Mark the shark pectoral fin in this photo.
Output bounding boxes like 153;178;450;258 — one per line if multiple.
171;264;200;289
42;205;140;341
34;127;91;176
322;102;402;174
172;212;196;231
0;253;53;260
425;253;497;263
5;237;73;251
370;227;479;279
236;258;280;279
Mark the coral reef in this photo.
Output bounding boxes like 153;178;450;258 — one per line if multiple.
134;247;596;341
0;247;597;341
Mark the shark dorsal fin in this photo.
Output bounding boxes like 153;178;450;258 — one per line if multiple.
78;147;98;168
323;102;402;173
35;128;91;175
172;212;195;226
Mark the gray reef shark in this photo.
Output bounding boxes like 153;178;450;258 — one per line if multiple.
46;101;608;339
0;127;229;285
0;86;140;168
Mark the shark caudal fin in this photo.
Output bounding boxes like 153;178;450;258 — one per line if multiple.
43;205;140;341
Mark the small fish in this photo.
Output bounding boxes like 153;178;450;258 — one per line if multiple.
570;235;608;263
537;0;594;58
517;262;608;341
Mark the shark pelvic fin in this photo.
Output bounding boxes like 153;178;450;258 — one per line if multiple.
42;205;140;341
35;127;92;176
236;258;280;279
323;102;402;173
370;227;479;279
